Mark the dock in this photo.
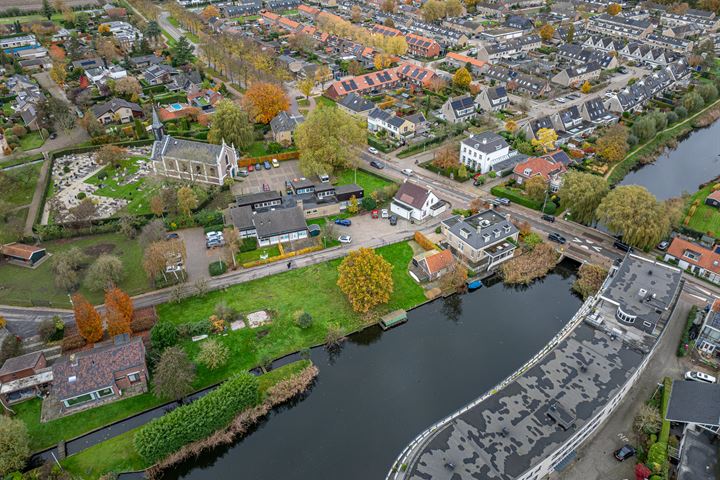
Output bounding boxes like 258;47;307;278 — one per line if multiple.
380;310;408;330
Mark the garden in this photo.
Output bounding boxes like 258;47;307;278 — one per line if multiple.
682;183;720;238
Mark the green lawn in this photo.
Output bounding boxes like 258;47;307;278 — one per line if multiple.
19;131;45;151
0;232;148;307
686;185;720;237
2;162;41;207
167;16;179;27
297;98;310;107
85;156;159;215
236;245;281;264
244;141;297;158
335;168;395;196
2;102;14;116
315;96;337;108
0;207;29;244
0;13;64;24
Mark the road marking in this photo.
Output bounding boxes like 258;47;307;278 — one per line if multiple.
592;246;602;252
573;237;583;243
581;245;590;250
688;293;708;302
586;239;595;244
693;285;712;296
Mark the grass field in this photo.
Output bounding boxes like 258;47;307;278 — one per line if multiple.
2;161;41;207
19;131;45;151
85;156;158;215
686;185;720;237
315;96;336;108
335;168;395;196
0;232;148;307
245;141;297;158
236;244;281;264
0;12;64;24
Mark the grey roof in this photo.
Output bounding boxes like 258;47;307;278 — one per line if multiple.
394;181;433;210
441;210;518;250
129;54;163;66
447;94;475;113
582;97;611;121
0;351;43;377
337;92;375;113
235;191;282;207
72;57;104;70
486;86;508;101
270;111;303;134
666;380;720;426
408;323;645;480
91;98;142;118
600;255;682;324
253;205;307;239
405;112;426;125
461;132;508;153
227;205;255;231
151;136;226;165
369;108;407;128
677;429;718;480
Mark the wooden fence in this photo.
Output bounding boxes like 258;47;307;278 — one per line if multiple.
237;150;299;167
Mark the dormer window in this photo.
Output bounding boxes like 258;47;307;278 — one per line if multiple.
523;168;532;176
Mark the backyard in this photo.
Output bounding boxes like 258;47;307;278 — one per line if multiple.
335;168;395;197
19;131;45;151
685;185;720;237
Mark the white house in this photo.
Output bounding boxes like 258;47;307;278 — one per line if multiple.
391;181;446;222
459;132;512;174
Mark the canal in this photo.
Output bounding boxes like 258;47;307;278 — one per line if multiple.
167;260;583;480
619;119;720;200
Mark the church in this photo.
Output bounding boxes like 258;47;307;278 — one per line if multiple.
149;108;237;186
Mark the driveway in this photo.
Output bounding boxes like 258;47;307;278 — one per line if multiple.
178;227;221;281
232;160;303;196
334;209;421;247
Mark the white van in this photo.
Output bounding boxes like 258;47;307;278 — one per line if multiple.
685;371;717;384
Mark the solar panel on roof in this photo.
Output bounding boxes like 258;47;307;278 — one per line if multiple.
349;79;358;89
341;81;350;90
418;71;427;80
366;77;374;86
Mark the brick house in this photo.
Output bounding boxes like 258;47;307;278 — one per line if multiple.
512;153;568;192
0;352;52;407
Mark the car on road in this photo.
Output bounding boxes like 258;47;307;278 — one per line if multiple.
255;162;262;171
613;444;636;462
248;164;254;172
368;146;379;155
541;214;555;223
166;233;180;240
685;371;717;384
370;160;384;169
263;160;271;170
656;240;670;251
271;158;280;168
381;209;389;218
401;168;414;176
334;218;352;226
613;240;632;252
556;97;566;103
49;132;58;140
548;232;567;244
495;197;510;206
338;235;352;244
389;215;398;226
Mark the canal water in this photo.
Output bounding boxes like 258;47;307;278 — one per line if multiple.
167;260;583;480
619;119;720;200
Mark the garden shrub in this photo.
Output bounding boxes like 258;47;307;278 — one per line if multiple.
131;315;156;333
150;322;178;351
61;334;86;353
677;306;697;357
209;260;227;276
134;373;260;464
239;237;258;252
414;231;436;251
203;224;225;234
361;196;377;211
77;192;86;200
177;320;212;338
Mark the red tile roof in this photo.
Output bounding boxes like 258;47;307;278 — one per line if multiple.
298;4;319;16
446;52;488;69
512;154;567;181
707;190;720;203
1;243;45;260
326;67;399;97
666;237;720;274
424;249;453;275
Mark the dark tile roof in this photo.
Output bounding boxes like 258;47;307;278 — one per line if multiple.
395;181;432;210
270;111;303;134
337;92;375;113
254;205;308;239
666;380;720;426
151;136;227;165
235;191;282;207
0;351;43;377
91;98;142;118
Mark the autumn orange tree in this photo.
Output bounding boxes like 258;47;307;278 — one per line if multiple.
337;248;394;313
432;143;460;170
201;4;220;19
243;82;290;124
72;293;103;343
105;287;133;337
606;3;621;15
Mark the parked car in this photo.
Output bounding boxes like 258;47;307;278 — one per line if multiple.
613;444;636;462
338;235;352;244
370;160;384;169
548;232;566;244
371;209;379;219
685;371;717;384
389;215;398;226
49;132;58;140
334;218;352;226
166;233;180;240
237;168;249;177
368;146;379;155
656;240;670;251
401;168;414;176
381;209;389;219
613;240;632;252
541;214;555;223
255;162;262;171
271;158;280;168
248;164;255;172
263;161;271;170
495;197;510;206
319;173;330;183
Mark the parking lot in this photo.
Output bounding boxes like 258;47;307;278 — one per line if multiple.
232;160;303;196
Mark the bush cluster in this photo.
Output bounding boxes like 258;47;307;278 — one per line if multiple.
134;373;260;464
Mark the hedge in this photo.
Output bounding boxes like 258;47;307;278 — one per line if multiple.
134;372;260;464
368;136;392;154
659;377;671;443
0;152;43;169
677;306;697;357
209;260;227;276
490;186;557;214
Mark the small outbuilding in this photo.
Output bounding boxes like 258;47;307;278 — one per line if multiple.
1;243;47;266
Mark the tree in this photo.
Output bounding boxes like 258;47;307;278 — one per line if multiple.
45;97;75;131
197;339;229;370
151;322;178;351
177;186;198;217
85;254;124;291
223;226;241;269
696;83;719;104
150;195;164;218
145;21;161;45
139;219;166;248
421;0;446;21
201;5;220;19
440;260;468;293
80;109;104;137
72;293;103;343
105;287;133;337
524;176;548;202
207;99;254;149
114;76;142;98
152;346;196;400
170;36;194;66
298;78;314;99
351;5;362;22
595;123;629;163
565;22;575;43
337;248;394;313
453;67;471;89
386;36;408;56
633;403;661;434
682;91;705;113
581;80;591;94
95;144;127;167
504;120;518;133
433;143;460;169
295;106;365;176
557;171;609;225
572;263;608;300
70;197;97;223
531;128;557;153
635;464;652;480
42;0;53;20
314;65;332;89
596;185;670;249
0;416;30;476
96;37;118;62
374;53;393;70
606;3;622;15
632;115;657;142
384;17;396;27
52;247;87;291
445;0;463;17
539;23;555;41
243;82;290;124
381;0;396;13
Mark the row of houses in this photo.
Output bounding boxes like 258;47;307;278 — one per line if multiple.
582;35;681;66
605;61;690;113
370;24;441;58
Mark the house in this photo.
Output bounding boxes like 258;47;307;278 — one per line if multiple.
150;111;237;185
476;35;542;62
368;108;417;138
222;0;262;17
71;57;105;71
596;254;682;335
441;95;477;124
557;43;618;69
440;209;519;271
405;33;441;58
705;190;720;208
480;27;524;42
391;181;446;222
0;34;37;51
396;62;439;89
337;92;375;117
269;111;304;145
234;191;283;211
49;335;148;415
0;352;51;407
587;13;654;40
129;54;164;68
226;204;309;246
512;154;568;192
482;65;550;97
142;64;179;86
666;380;720;431
506;15;534;30
413;249;454;281
459;132;512;174
580;97;616;125
91;98;143;125
19;57;52;71
475;86;509;113
695;299;720;354
605;67;677;113
551;105;596;141
664;237;720;285
325;68;400;100
295;183;364;218
1;243;47;266
445;52;487;75
551;62;602;88
187;88;222;111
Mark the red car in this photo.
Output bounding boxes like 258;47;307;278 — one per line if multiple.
248;164;254;172
371;209;379;219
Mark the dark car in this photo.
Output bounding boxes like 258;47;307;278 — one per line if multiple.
548;232;566;244
613;240;632;252
255;163;262;171
541;214;555;223
370;160;384;169
389;215;398;226
263;160;271;170
613;444;636;462
334;219;352;226
49;132;58;140
166;233;180;240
